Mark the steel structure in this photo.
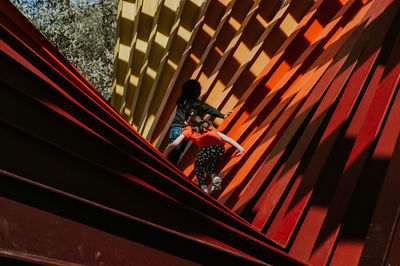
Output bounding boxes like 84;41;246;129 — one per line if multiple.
1;0;400;265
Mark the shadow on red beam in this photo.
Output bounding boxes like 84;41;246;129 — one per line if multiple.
0;171;265;265
1;1;304;263
0;169;307;266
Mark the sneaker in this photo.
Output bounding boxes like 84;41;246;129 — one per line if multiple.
210;175;222;193
200;185;209;194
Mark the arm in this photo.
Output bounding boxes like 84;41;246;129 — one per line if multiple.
193;100;225;118
163;134;186;157
217;132;244;156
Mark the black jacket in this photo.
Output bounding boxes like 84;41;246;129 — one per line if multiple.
170;99;225;128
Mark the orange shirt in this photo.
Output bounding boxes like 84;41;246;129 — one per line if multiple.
182;125;224;147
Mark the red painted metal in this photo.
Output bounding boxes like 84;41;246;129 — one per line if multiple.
2;0;400;265
328;19;400;266
206;0;352;205
263;0;397;252
0;195;199;266
0;1;305;265
358;117;400;265
308;21;400;265
232;0;366;215
250;0;371;233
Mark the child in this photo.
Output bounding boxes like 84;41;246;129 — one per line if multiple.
168;80;230;165
164;108;244;194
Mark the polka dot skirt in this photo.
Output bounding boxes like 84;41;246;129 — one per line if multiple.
194;145;225;186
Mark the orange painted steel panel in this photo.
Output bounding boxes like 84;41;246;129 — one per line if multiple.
197;0;280;116
221;0;332;136
1;4;311;264
197;1;336;197
232;0;369;216
162;0;312;175
250;58;354;231
258;0;367;234
230;0;368;220
303;20;324;43
6;0;400;264
217;0;343;147
283;1;400;261
308;20;400;266
220;0;363;209
259;0;397;253
216;0;325;136
210;0;294;117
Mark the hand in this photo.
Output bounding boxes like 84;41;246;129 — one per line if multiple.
224;110;233;118
235;148;244;157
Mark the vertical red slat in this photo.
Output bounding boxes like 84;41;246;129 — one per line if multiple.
233;0;368;217
250;0;375;233
262;0;397;253
308;24;400;266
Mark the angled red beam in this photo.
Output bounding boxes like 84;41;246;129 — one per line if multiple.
0;28;186;186
0;0;230;235
0;50;305;266
221;0;345;149
0;6;161;159
249;0;375;231
307;20;400;266
0;170;271;265
268;0;400;251
330;35;400;265
182;0;350;184
219;0;364;208
0;38;275;245
220;0;343;139
232;0;371;215
281;0;400;260
216;0;326;137
0;2;307;264
0;179;200;266
357;126;400;265
259;0;398;248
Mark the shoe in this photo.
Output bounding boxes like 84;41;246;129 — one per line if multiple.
210;175;222;193
200;185;209;194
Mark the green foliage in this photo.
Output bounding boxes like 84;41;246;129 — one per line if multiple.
11;0;118;99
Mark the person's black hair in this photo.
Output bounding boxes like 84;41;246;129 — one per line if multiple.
176;80;201;107
186;108;210;134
